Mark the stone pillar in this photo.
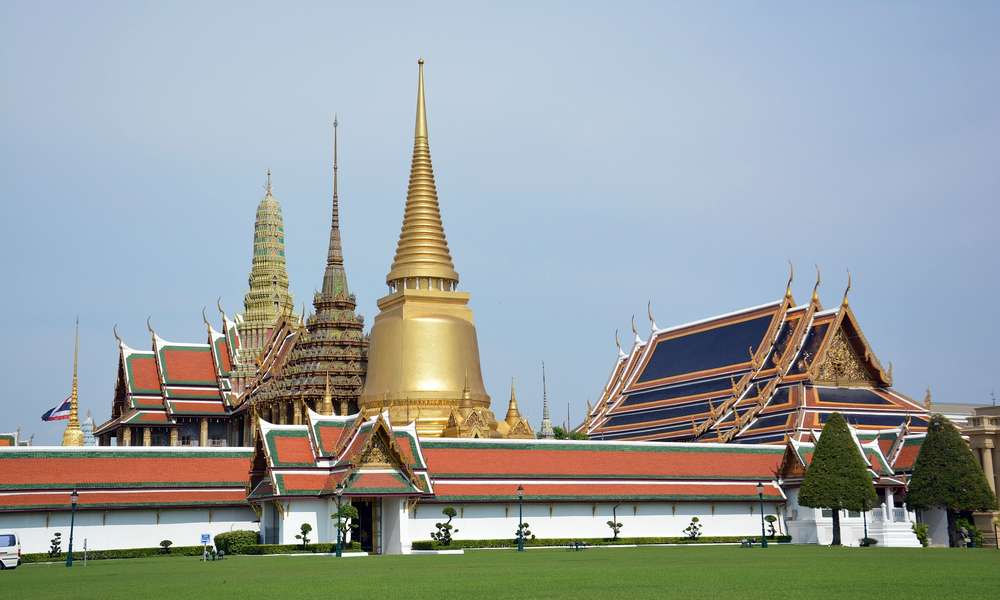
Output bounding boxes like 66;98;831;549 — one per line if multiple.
200;418;209;447
169;428;179;447
293;401;302;425
122;427;132;446
143;427;152;446
885;488;895;522
982;441;996;494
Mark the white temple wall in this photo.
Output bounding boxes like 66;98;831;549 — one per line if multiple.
381;497;410;555
409;501;782;543
0;507;257;554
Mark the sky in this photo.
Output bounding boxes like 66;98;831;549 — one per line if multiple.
2;1;999;444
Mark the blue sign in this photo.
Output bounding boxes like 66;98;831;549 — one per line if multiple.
201;533;211;545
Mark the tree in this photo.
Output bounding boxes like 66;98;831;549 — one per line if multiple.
553;426;588;440
159;539;173;554
764;515;777;538
606;518;623;541
48;532;62;558
515;522;535;543
798;412;877;546
332;504;359;540
430;506;459;546
294;523;312;549
906;414;997;546
683;517;702;539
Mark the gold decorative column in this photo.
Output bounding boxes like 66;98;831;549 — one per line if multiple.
61;319;85;446
122;427;132;446
359;60;503;438
143;428;152;447
200;418;209;447
169;428;179;447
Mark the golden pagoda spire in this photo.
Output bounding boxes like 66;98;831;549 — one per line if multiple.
62;318;84;446
811;265;822;304
505;377;522;424
386;59;459;286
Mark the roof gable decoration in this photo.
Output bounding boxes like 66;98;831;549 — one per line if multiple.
809;305;891;387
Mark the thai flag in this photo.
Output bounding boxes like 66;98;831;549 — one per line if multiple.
41;397;72;421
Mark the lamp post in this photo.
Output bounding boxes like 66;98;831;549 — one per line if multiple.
334;482;344;558
66;489;79;567
516;484;525;552
756;482;768;548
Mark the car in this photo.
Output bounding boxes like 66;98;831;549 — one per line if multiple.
0;533;21;570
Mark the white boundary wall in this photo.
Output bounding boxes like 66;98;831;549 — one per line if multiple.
409;501;782;543
0;507;258;554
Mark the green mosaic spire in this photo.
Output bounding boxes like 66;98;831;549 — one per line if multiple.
237;171;295;369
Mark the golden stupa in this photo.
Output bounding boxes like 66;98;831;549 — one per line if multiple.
359;59;513;438
62;319;85;446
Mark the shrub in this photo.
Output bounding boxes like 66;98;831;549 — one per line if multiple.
430;506;458;546
764;515;777;538
955;517;983;548
159;540;173;554
606;518;623;541
912;522;929;547
295;523;312;549
515;522;535;544
48;532;63;558
410;535;792;551
242;542;361;555
859;537;878;547
214;530;259;555
22;545;206;563
683;517;702;539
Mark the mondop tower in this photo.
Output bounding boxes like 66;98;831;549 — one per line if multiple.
360;60;530;439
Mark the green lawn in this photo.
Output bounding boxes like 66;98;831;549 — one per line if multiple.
5;545;998;599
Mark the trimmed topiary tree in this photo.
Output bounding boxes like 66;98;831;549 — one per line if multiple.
906;414;997;546
430;506;459;546
798;412;877;546
294;523;312;549
764;515;777;538
683;517;702;539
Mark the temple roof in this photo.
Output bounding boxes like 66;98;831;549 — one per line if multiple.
587;278;928;445
0;446;252;511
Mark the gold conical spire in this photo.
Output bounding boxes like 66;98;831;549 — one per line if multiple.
62;318;84;446
505;377;522;423
386;59;459;286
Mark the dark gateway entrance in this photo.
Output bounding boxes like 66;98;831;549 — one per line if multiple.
351;499;382;554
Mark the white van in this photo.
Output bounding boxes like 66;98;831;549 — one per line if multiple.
0;533;21;569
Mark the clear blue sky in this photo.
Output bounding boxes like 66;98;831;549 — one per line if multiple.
3;1;998;443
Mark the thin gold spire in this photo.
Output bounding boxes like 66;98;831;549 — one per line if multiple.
505;377;521;422
265;169;273;197
386;58;459;286
62;318;84;446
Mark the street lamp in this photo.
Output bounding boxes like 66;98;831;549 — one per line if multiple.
756;482;768;548
862;498;869;546
334;482;344;558
66;489;79;567
516;484;525;552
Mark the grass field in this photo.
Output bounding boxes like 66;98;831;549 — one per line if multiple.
5;545;999;599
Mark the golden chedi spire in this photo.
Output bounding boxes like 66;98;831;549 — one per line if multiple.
361;60;502;437
62;318;84;446
386;58;460;287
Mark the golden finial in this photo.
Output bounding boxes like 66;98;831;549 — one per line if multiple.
615;329;626;358
385;58;459;285
202;306;212;333
62;318;84;446
216;297;226;320
923;386;932;409
842;269;852;306
811;265;821;304
322;371;333;415
785;260;794;300
146;316;155;340
647;300;658;331
505;377;521;423
113;323;122;345
265;169;273;197
631;314;643;345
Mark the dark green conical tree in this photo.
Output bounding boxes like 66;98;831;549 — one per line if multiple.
906;414;997;547
798;412;877;546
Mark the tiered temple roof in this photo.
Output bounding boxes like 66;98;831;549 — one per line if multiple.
94;313;242;439
240;120;368;421
0;447;252;511
586;273;929;444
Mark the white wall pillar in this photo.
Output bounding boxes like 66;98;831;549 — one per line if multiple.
380;497;411;555
885;488;895;522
